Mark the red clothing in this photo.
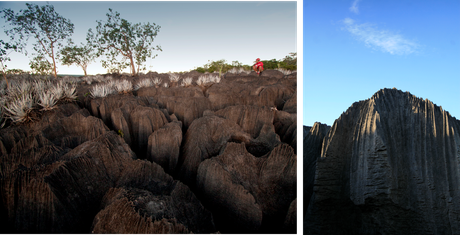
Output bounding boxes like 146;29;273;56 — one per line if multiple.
255;61;264;69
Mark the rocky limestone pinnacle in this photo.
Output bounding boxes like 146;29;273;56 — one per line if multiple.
305;88;460;235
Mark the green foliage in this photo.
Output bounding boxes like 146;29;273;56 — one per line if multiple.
232;60;243;67
281;52;297;71
117;129;124;138
260;59;279;70
84;92;90;97
195;67;206;73
6;68;26;75
88;8;162;76
60;43;96;76
1;3;74;78
194;53;296;75
0;39;20;89
29;56;53;75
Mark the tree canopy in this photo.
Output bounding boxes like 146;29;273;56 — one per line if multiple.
29;55;53;75
60;43;96;76
0;39;19;89
88;8;162;76
1;3;74;78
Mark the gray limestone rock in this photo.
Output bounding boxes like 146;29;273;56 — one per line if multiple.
303;122;330;220
305;88;460;235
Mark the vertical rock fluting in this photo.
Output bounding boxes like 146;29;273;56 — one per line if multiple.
303;122;330;221
305;88;460;234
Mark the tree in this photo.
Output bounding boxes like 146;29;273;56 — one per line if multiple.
29;55;53;75
282;52;297;71
232;60;243;67
261;59;280;70
60;43;96;76
0;39;20;89
88;8;162;76
1;3;74;78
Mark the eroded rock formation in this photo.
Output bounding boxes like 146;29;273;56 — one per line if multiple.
304;88;460;234
1;72;296;233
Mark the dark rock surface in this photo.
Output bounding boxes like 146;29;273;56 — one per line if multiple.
303;122;330;221
304;88;460;234
1;72;296;233
196;142;296;233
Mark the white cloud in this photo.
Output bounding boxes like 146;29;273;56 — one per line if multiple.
342;18;420;55
349;0;361;14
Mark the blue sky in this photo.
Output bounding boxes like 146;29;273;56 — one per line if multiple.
0;1;297;74
303;0;460;126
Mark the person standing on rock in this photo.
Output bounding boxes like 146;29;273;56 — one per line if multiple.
253;58;264;76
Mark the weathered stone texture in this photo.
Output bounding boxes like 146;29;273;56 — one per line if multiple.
305;88;460;235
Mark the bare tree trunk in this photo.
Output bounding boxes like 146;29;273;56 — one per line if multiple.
1;61;9;89
129;55;135;76
2;73;9;90
51;44;57;78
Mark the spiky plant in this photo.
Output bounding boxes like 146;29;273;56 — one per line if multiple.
94;75;105;83
275;68;294;75
180;77;193;87
50;82;65;100
90;84;114;98
168;73;180;82
114;80;133;94
82;76;93;85
9;80;33;99
238;67;251;75
209;74;221;83
62;83;78;101
227;67;238;74
106;80;116;89
4;93;35;123
37;90;58;110
153;77;162;86
197;74;221;86
135;78;153;90
196;75;208;86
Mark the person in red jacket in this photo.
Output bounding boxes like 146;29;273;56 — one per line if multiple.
253;58;264;76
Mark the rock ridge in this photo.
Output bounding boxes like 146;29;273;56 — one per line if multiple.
305;88;460;234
